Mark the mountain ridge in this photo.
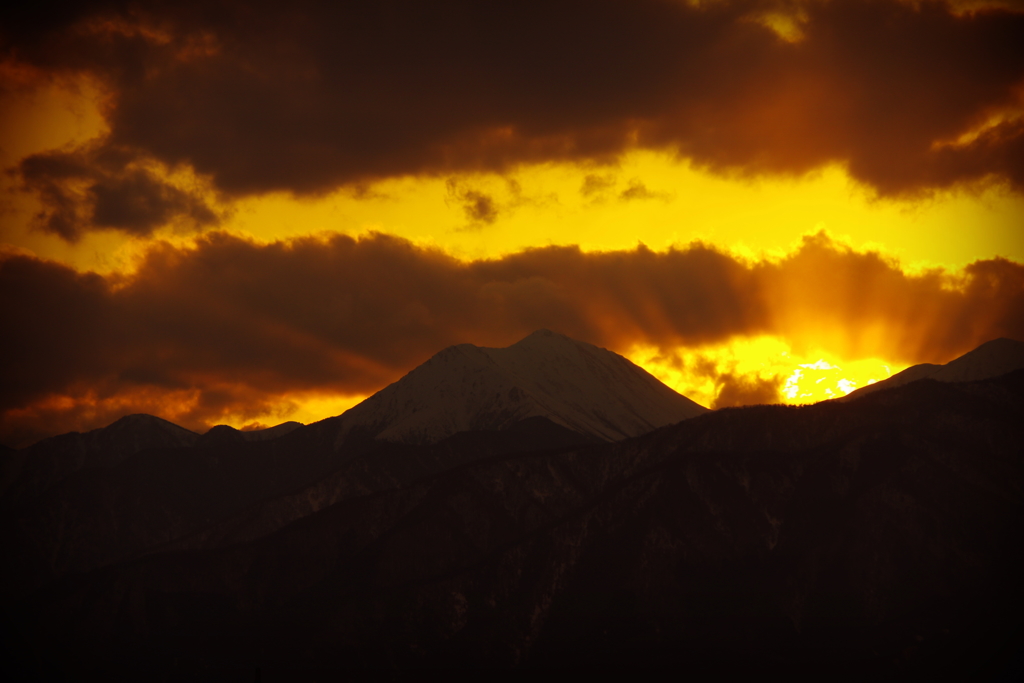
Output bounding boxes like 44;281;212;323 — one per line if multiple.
843;336;1024;400
0;330;706;596
9;368;1022;677
327;329;707;446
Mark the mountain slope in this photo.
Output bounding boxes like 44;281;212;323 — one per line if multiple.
0;414;199;502
13;371;1024;677
329;329;707;445
844;337;1024;400
4;330;704;593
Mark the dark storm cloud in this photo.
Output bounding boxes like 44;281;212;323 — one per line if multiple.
17;145;217;240
2;231;1022;445
5;0;1024;236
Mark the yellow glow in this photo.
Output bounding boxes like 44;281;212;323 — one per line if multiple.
208;152;1024;273
2;137;1021;274
174;390;369;432
747;8;808;43
627;336;904;408
277;392;368;426
0;65;109;168
780;357;893;403
0;68;123;269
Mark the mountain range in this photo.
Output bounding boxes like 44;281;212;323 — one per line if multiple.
2;332;1023;678
843;337;1024;400
0;332;705;596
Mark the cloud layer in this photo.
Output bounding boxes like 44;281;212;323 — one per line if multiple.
2;231;1021;445
17;144;217;240
4;0;1024;238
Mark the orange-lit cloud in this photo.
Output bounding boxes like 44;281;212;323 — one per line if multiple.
2;231;1021;446
3;0;1024;245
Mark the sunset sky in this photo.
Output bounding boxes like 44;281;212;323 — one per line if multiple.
2;0;1023;447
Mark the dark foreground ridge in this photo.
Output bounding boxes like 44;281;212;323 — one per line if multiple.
2;342;1024;679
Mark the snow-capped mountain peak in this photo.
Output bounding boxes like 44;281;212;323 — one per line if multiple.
331;330;707;446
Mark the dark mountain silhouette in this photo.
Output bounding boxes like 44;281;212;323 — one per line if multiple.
2;337;1023;679
239;421;304;442
0;443;18;500
0;418;345;599
195;422;306;447
0;414;199;503
843;337;1024;400
0;331;700;599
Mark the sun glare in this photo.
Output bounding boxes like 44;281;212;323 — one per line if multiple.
628;336;901;409
780;358;891;403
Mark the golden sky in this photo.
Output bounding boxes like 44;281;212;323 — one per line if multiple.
2;0;1023;446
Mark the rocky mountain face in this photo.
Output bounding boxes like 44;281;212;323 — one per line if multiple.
3;337;1023;678
844;337;1024;400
